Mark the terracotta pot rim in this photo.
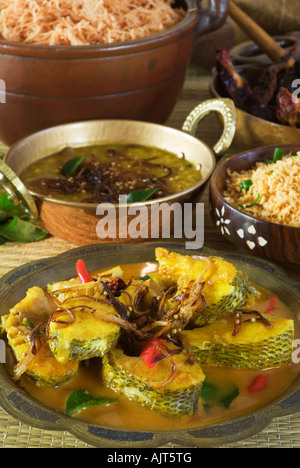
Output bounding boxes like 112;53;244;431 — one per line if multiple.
0;4;199;58
211;143;300;233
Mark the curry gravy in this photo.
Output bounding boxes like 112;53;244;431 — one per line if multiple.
18;262;300;431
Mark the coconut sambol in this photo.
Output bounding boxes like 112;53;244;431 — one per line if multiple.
1;248;298;431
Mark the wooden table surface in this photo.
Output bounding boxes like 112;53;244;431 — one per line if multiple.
0;67;299;448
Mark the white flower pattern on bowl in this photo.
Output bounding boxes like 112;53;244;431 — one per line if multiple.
215;208;268;251
215;206;231;236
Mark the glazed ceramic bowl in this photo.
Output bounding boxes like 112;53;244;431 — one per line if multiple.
0;0;229;146
0;98;236;246
0;243;299;448
210;144;300;265
210;65;300;150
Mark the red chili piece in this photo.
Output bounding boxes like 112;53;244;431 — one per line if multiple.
247;375;268;393
265;296;276;314
76;259;93;284
140;339;166;369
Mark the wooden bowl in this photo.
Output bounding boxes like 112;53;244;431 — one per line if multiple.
210;66;300;150
1;98;236;246
210;144;300;265
0;0;229;146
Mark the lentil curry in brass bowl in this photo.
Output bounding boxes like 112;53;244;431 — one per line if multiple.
2;99;236;245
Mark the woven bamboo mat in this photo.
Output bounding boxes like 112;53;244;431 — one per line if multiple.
0;71;299;448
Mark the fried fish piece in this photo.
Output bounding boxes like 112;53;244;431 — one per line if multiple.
184;313;294;369
47;280;152;364
1;287;79;386
103;347;205;416
155;248;259;326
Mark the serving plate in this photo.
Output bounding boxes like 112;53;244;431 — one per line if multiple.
0;242;299;448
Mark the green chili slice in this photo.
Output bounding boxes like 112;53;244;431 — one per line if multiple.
273;148;285;163
240;179;253;192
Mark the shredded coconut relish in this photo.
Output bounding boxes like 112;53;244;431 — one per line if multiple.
224;151;300;228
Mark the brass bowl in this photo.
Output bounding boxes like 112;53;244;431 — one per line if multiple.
210;66;300;150
210;143;300;265
0;242;299;448
0;98;236;246
0;0;229;146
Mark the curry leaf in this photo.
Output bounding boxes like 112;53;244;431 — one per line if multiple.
220;384;239;409
136;274;151;281
200;380;239;412
61;156;85;177
200;380;219;401
65;390;117;416
0;192;27;219
0;217;48;243
127;188;159;203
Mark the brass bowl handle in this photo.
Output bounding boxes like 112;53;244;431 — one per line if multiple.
182;98;236;157
0;159;38;220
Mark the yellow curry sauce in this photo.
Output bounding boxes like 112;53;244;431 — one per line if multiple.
15;262;300;432
21;144;202;204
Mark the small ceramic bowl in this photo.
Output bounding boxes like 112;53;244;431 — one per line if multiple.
210;65;300;150
230;33;300;67
0;98;236;246
210;144;300;265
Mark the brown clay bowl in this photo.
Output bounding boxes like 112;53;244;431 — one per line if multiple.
210;143;300;265
230;33;300;67
0;98;236;246
210;65;300;150
0;242;300;448
0;0;229;146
